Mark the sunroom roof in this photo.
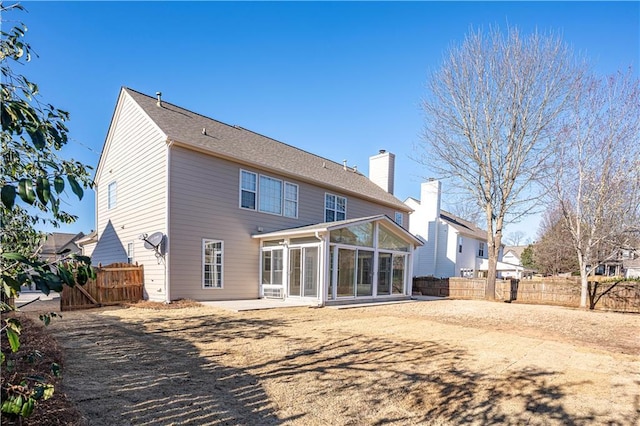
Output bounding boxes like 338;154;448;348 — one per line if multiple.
252;215;423;246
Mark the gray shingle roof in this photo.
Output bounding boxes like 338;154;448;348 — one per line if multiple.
439;210;488;241
124;88;409;211
504;245;527;258
41;232;85;255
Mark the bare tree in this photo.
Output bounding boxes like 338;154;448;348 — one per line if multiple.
545;69;640;308
504;231;526;246
418;26;578;299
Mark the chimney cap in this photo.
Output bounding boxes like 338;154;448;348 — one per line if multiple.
379;149;386;154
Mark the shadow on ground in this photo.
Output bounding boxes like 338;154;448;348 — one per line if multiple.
50;310;299;425
49;307;636;425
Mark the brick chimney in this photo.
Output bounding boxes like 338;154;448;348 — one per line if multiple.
369;150;395;194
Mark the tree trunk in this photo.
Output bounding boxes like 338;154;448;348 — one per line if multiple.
579;271;589;308
486;255;497;300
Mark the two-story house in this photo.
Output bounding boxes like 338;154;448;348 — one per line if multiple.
405;180;497;278
501;246;527;279
89;88;421;304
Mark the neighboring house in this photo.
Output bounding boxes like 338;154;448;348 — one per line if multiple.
624;259;640;279
592;247;639;277
75;231;98;258
405;180;497;278
39;232;84;262
91;87;420;304
501;246;527;279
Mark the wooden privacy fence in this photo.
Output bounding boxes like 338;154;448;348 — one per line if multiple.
61;262;144;311
413;276;640;313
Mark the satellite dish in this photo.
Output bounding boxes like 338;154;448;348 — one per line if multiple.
144;232;164;250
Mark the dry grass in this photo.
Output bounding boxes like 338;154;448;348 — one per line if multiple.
1;313;85;426
39;299;640;425
122;299;202;310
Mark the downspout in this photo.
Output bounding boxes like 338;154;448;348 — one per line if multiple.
164;140;173;303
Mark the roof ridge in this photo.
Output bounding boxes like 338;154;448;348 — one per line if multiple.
123;87;362;174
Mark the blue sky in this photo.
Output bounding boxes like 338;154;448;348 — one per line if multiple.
14;1;639;242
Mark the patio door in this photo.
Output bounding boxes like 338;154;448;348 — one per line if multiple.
288;246;318;298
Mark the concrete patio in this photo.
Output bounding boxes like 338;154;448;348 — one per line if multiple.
199;296;444;312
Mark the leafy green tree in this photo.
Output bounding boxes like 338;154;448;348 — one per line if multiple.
520;244;536;270
1;2;95;420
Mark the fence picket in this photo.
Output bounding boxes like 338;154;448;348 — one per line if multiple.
61;262;144;311
413;276;640;313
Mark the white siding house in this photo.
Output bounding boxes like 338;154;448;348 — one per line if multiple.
405;180;492;278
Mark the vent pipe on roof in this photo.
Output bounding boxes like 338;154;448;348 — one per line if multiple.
202;128;207;136
343;160;347;171
156;92;163;108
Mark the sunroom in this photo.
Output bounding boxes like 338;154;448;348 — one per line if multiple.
253;215;422;305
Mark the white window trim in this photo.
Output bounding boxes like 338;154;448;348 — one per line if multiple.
239;170;257;211
202;239;224;289
127;241;134;264
325;193;347;222
107;181;117;210
478;242;485;257
394;212;403;226
239;169;299;218
284;182;299;219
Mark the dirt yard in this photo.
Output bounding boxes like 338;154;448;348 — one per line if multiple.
33;299;640;425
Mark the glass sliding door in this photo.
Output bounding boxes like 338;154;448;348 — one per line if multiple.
289;248;301;297
378;252;392;295
356;250;374;296
288;246;318;298
303;247;318;297
392;255;406;294
337;248;355;297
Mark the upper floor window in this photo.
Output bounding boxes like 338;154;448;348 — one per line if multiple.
239;169;298;218
458;236;463;253
127;242;134;264
203;239;223;289
107;181;117;209
325;193;346;222
478;242;485;257
394;212;403;227
284;183;298;218
240;171;257;210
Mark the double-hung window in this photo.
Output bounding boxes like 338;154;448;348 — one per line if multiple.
478;242;485;257
127;242;134;264
325;193;346;222
203;239;223;289
240;171;257;210
394;212;403;226
284;183;298;218
107;181;117;209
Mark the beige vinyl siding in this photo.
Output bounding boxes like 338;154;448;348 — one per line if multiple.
168;146;402;301
80;241;97;258
92;91;168;301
